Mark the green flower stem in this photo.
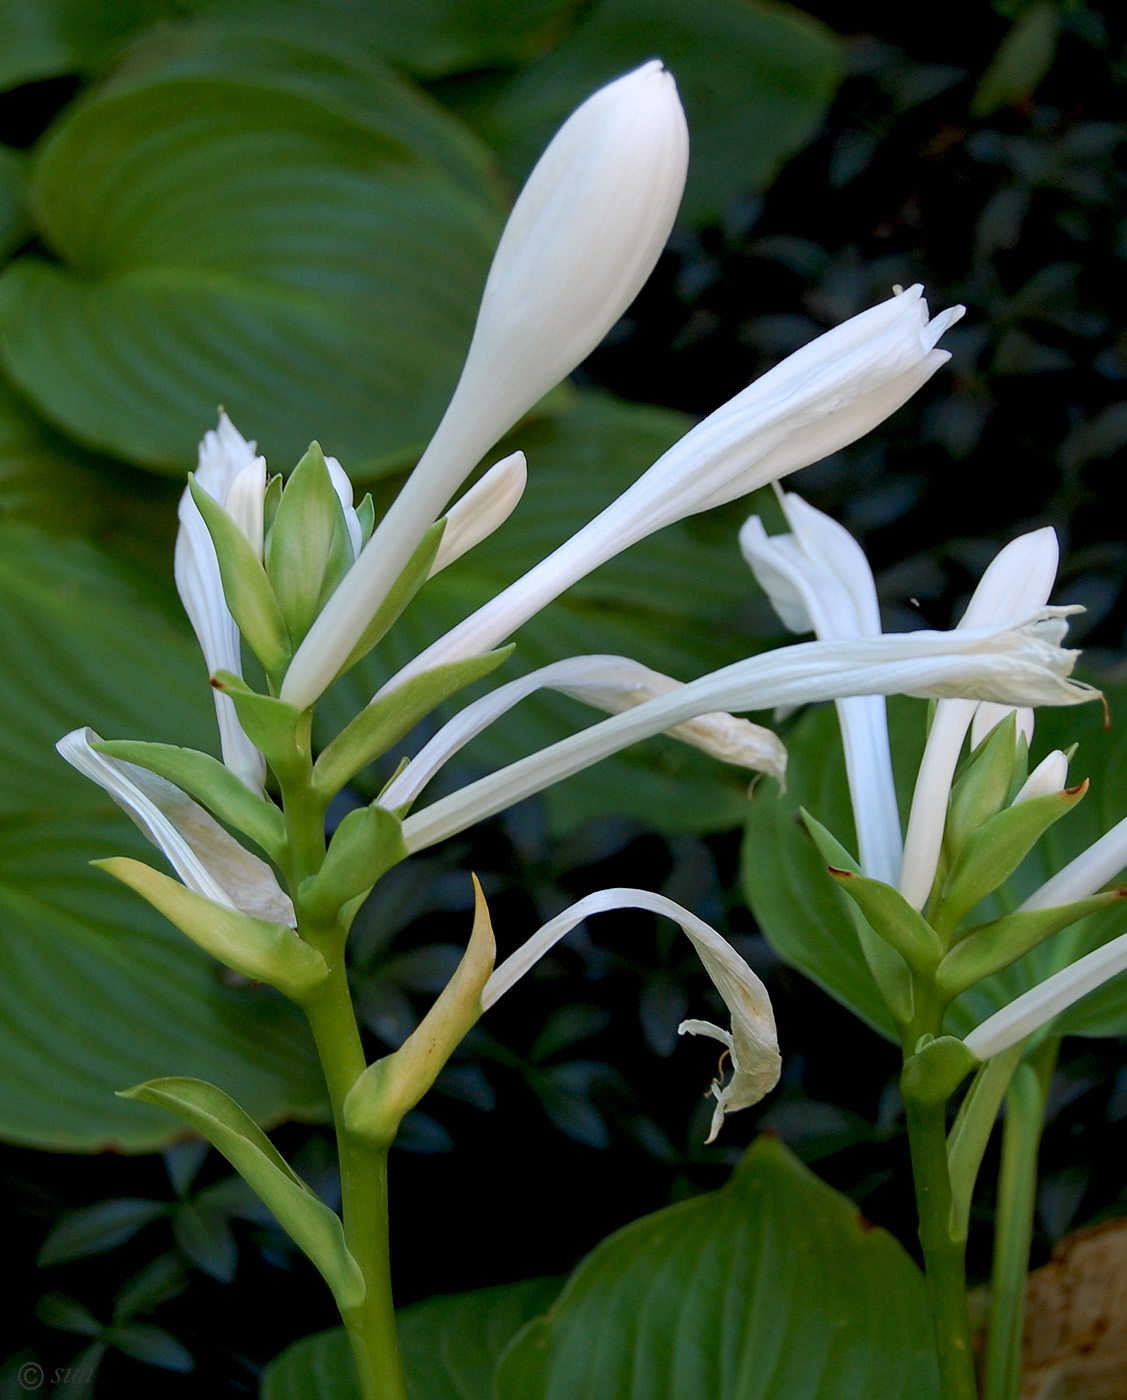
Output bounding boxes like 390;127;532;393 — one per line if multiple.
279;718;408;1400
904;1094;979;1400
982;1039;1057;1400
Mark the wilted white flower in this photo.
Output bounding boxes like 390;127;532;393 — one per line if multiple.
482;887;781;1142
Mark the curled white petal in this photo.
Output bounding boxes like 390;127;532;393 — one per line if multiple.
898;528;1060;909
400;613;1095;853
482;887;780;1142
740;493;900;884
382;655;785;810
428;452;528;578
375;286;964;702
964;926;1127;1060
175;412;267;792
58;727;293;925
282;62;688;710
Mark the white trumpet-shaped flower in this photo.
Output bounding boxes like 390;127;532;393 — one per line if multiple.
175;412;269;793
376;286;964;702
400;612;1094;853
482;888;780;1142
381;655;785;811
898;528;1061;909
57;728;294;925
282;62;689;710
740;492;901;885
428;452;528;578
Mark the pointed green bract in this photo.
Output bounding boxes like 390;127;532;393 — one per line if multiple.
801;809;914;1025
946;1044;1025;1241
337;521;445;679
266;443;353;645
92;739;286;860
945;712;1020;860
119;1077;364;1311
936;888;1127;1000
188;475;290;677
829;867;945;978
313;648;514;800
299;807;408;926
97;857;328;1000
936;783;1089;935
211;673;303;769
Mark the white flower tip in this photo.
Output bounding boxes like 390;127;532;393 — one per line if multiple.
429;451;528;577
223;458;267;559
1013;749;1070;804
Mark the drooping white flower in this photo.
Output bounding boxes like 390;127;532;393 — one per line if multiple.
740;492;901;885
282;62;689;711
57;728;294;925
898;528;1060;909
400;611;1094;853
175;412;268;793
375;286;964;703
482;887;780;1142
428;452;528;578
381;654;785;810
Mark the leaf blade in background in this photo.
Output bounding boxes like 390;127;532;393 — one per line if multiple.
0;22;506;475
494;1134;937;1399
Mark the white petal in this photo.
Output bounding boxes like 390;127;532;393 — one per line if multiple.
898;529;1060;908
481;887;780;1141
224;458;267;560
400;614;1095;853
964;925;1127;1060
373;288;963;702
428;452;528;577
1012;749;1069;804
325;454;364;559
1019;809;1127;912
382;655;785;810
281;63;687;710
58;728;293;925
970;701;1034;750
175;413;267;793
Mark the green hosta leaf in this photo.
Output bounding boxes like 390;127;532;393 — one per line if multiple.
260;1277;561;1400
0;145;27;259
120;1076;364;1310
471;0;843;227
0;21;505;474
495;1135;937;1399
0;811;325;1150
38;1199;168;1265
0;524;324;1149
321;392;774;835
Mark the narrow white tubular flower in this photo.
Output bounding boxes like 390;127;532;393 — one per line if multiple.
1019;811;1127;913
428;452;528;578
401;614;1094;853
376;286;964;700
740;493;901;885
970;700;1033;750
382;655;785;810
175;412;268;793
325;455;364;559
898;528;1060;909
1012;749;1069;805
482;887;780;1142
57;729;294;925
224;458;267;560
964;928;1127;1060
281;63;688;710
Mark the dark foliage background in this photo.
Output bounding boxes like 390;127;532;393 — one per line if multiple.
3;1;1126;1394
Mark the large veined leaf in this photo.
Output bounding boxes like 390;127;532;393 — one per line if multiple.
260;1277;562;1400
0;20;505;475
471;0;844;227
319;391;776;835
743;688;1127;1045
0;524;324;1149
494;1134;937;1399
